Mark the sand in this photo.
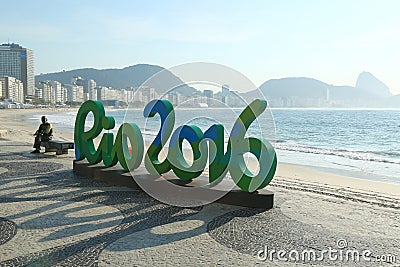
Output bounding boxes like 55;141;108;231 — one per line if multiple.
0;108;76;143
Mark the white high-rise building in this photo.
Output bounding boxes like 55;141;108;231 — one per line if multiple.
65;84;84;103
86;79;97;100
36;81;53;103
141;86;156;103
0;76;24;103
48;80;67;104
0;43;34;99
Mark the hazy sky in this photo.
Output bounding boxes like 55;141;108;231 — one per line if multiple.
2;0;400;94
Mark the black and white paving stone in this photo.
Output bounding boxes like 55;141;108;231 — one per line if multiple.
0;218;17;245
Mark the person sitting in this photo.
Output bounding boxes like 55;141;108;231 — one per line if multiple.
31;116;53;153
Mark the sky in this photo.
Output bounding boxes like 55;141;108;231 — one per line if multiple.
2;0;400;94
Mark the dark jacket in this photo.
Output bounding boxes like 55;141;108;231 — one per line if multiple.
35;122;53;136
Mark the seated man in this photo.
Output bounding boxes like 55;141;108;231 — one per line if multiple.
31;116;53;153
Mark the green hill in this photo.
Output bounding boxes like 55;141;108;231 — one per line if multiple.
35;64;197;96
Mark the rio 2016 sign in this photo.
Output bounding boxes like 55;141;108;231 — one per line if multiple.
74;99;277;192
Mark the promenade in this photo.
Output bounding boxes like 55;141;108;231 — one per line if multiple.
0;137;399;266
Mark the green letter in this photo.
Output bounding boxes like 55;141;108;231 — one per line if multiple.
75;100;110;164
228;99;277;192
143;100;175;174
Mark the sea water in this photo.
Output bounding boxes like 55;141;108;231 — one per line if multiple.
36;108;400;184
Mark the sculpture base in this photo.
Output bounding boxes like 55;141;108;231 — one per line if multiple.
73;160;274;209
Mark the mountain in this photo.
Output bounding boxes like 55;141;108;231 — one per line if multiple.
387;94;400;107
255;77;328;99
356;71;392;97
242;76;388;107
36;66;395;107
35;64;197;96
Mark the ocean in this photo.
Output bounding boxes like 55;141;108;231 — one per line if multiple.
36;107;400;184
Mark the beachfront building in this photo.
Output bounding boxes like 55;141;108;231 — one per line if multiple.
117;89;128;104
0;43;34;100
166;92;178;106
33;75;161;106
220;84;235;106
140;87;156;104
221;84;230;95
224;90;243;107
37;81;53;103
34;87;43;100
35;82;49;104
124;88;136;104
96;86;112;102
124;86;158;106
86;79;97;101
64;84;84;103
33;76;160;107
71;77;87;101
48;80;68;104
0;76;24;103
178;93;187;106
69;77;98;102
35;81;66;104
96;86;134;106
203;89;214;106
132;89;142;103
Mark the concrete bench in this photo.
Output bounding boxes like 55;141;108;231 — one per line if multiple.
40;140;74;155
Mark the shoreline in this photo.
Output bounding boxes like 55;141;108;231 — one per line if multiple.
1;108;399;199
275;163;400;198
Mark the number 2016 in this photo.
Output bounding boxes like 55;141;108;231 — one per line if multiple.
74;99;277;192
